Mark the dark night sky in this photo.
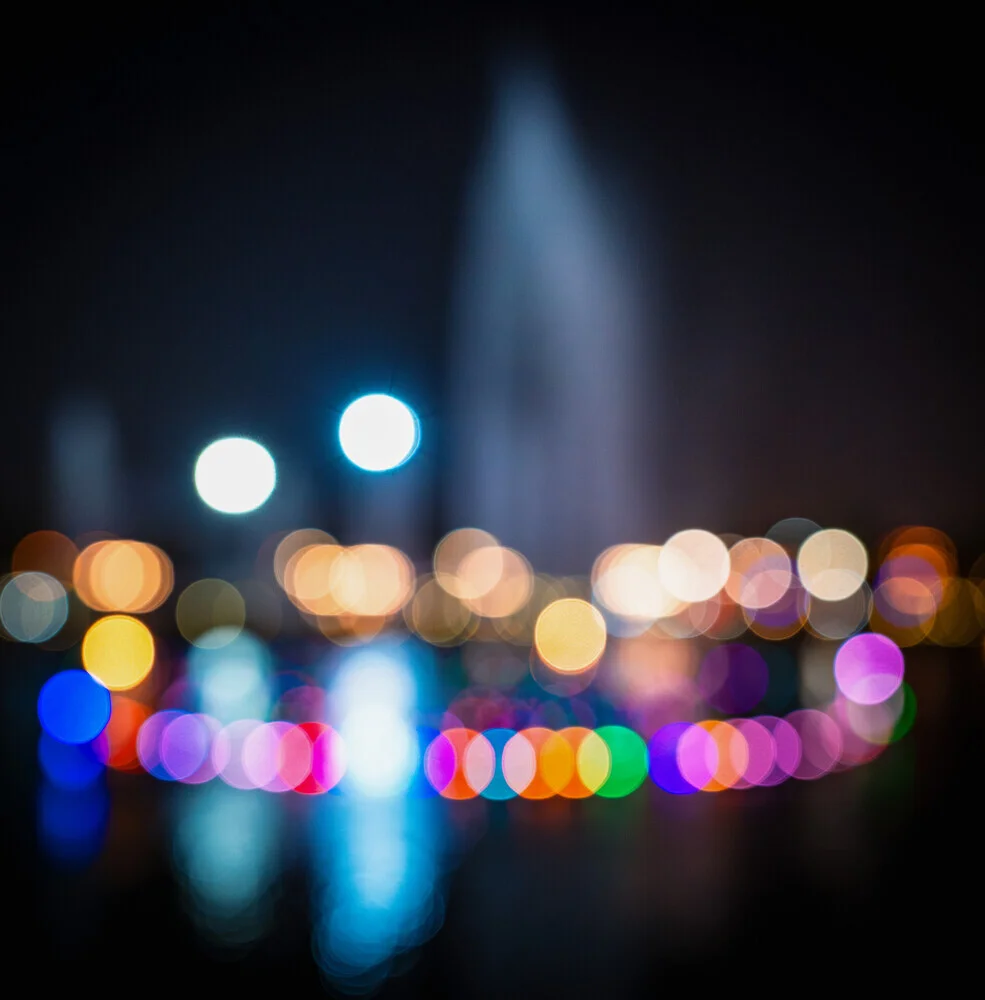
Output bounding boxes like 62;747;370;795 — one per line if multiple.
2;6;982;556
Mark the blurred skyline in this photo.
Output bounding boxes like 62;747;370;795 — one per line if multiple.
2;6;982;556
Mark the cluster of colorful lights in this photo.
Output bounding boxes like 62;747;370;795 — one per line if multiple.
7;514;961;804
32;636;914;800
4;434;979;808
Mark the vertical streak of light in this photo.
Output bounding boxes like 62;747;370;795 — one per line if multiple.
449;58;650;573
311;640;445;991
171;782;282;948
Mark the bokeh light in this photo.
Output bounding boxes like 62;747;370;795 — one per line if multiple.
11;530;78;584
725;537;792;610
433;528;501;600
161;713;220;784
73;540;173;613
176;579;247;646
676;723;718;791
82;614;156;690
461;730;496;796
786;709;842;780
806;583;872;640
242;721;296;793
756;715;802;786
592;543;681;621
38;670;112;745
338;393;420;472
213;719;265;790
928;579;984;645
405;575;476;646
328;545;415;617
0;572;68;642
273;528;337;589
194;436;276;514
334;645;419;798
743;576;810;640
834;632;905;705
501;729;538;796
136;709;183;780
312;726;347;792
731;718;775;789
658;529;730;604
460;547;533;618
290;722;329;795
696;721;749;792
571;728;611;796
534;598;607;673
284;542;345;614
536;729;577;796
101;694;151;770
426;728;489;799
797;528;868;601
476;728;519;800
594;726;648;798
648;723;698;795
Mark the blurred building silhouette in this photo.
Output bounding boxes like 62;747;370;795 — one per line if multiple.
450;59;652;574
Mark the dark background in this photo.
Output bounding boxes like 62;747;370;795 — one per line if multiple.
2;4;982;994
2;4;983;550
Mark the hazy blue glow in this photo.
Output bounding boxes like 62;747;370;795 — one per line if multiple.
187;631;272;723
172;782;280;946
38;732;105;790
334;645;419;798
448;60;648;572
194;436;276;514
338;394;420;472
311;796;445;992
38;783;108;865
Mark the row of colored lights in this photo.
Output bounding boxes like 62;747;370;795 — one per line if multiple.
38;698;914;800
36;629;914;800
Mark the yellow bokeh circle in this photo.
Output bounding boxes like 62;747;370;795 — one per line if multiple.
82;614;155;691
534;598;607;674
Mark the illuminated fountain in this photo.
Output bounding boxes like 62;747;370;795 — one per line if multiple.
448;58;651;573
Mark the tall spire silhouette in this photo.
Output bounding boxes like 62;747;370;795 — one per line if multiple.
449;57;651;573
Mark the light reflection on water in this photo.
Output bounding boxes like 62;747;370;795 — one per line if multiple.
310;794;447;993
38;780;109;866
171;781;283;948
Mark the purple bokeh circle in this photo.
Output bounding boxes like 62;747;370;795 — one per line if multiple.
834;633;904;705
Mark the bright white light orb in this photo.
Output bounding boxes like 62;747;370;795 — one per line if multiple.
338;393;420;472
194;437;276;514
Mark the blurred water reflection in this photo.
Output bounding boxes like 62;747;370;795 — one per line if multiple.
172;782;283;948
310;795;447;993
38;780;109;866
